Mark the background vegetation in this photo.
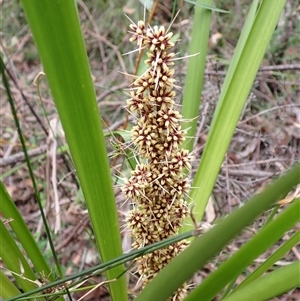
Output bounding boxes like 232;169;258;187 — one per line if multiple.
1;0;299;300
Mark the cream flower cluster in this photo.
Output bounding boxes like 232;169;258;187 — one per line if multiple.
122;20;192;300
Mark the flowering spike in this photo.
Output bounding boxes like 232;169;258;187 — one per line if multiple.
122;19;192;300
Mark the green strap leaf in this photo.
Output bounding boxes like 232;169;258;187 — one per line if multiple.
183;0;288;230
136;164;300;301
20;1;127;300
223;260;300;301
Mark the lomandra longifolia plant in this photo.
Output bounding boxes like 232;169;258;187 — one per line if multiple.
121;20;193;300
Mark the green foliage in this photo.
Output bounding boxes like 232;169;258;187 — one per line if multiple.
134;167;300;300
222;260;300;301
181;0;213;152
182;0;288;227
1;0;298;300
18;1;128;300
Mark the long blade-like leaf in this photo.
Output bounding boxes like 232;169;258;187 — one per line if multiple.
181;0;213;152
183;0;287;230
0;182;53;279
135;164;300;301
20;1;127;300
0;220;37;292
0;271;21;299
185;198;300;300
222;260;300;301
239;230;300;288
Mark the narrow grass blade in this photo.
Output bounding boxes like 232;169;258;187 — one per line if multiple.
183;0;287;230
181;0;213;152
0;271;21;299
222;260;300;301
238;229;300;289
0;182;53;279
211;0;259;118
5;230;195;301
135;164;299;301
20;1;127;300
1;55;64;300
185;198;300;301
0;220;37;292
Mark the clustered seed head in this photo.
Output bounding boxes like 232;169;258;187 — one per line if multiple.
123;20;192;300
